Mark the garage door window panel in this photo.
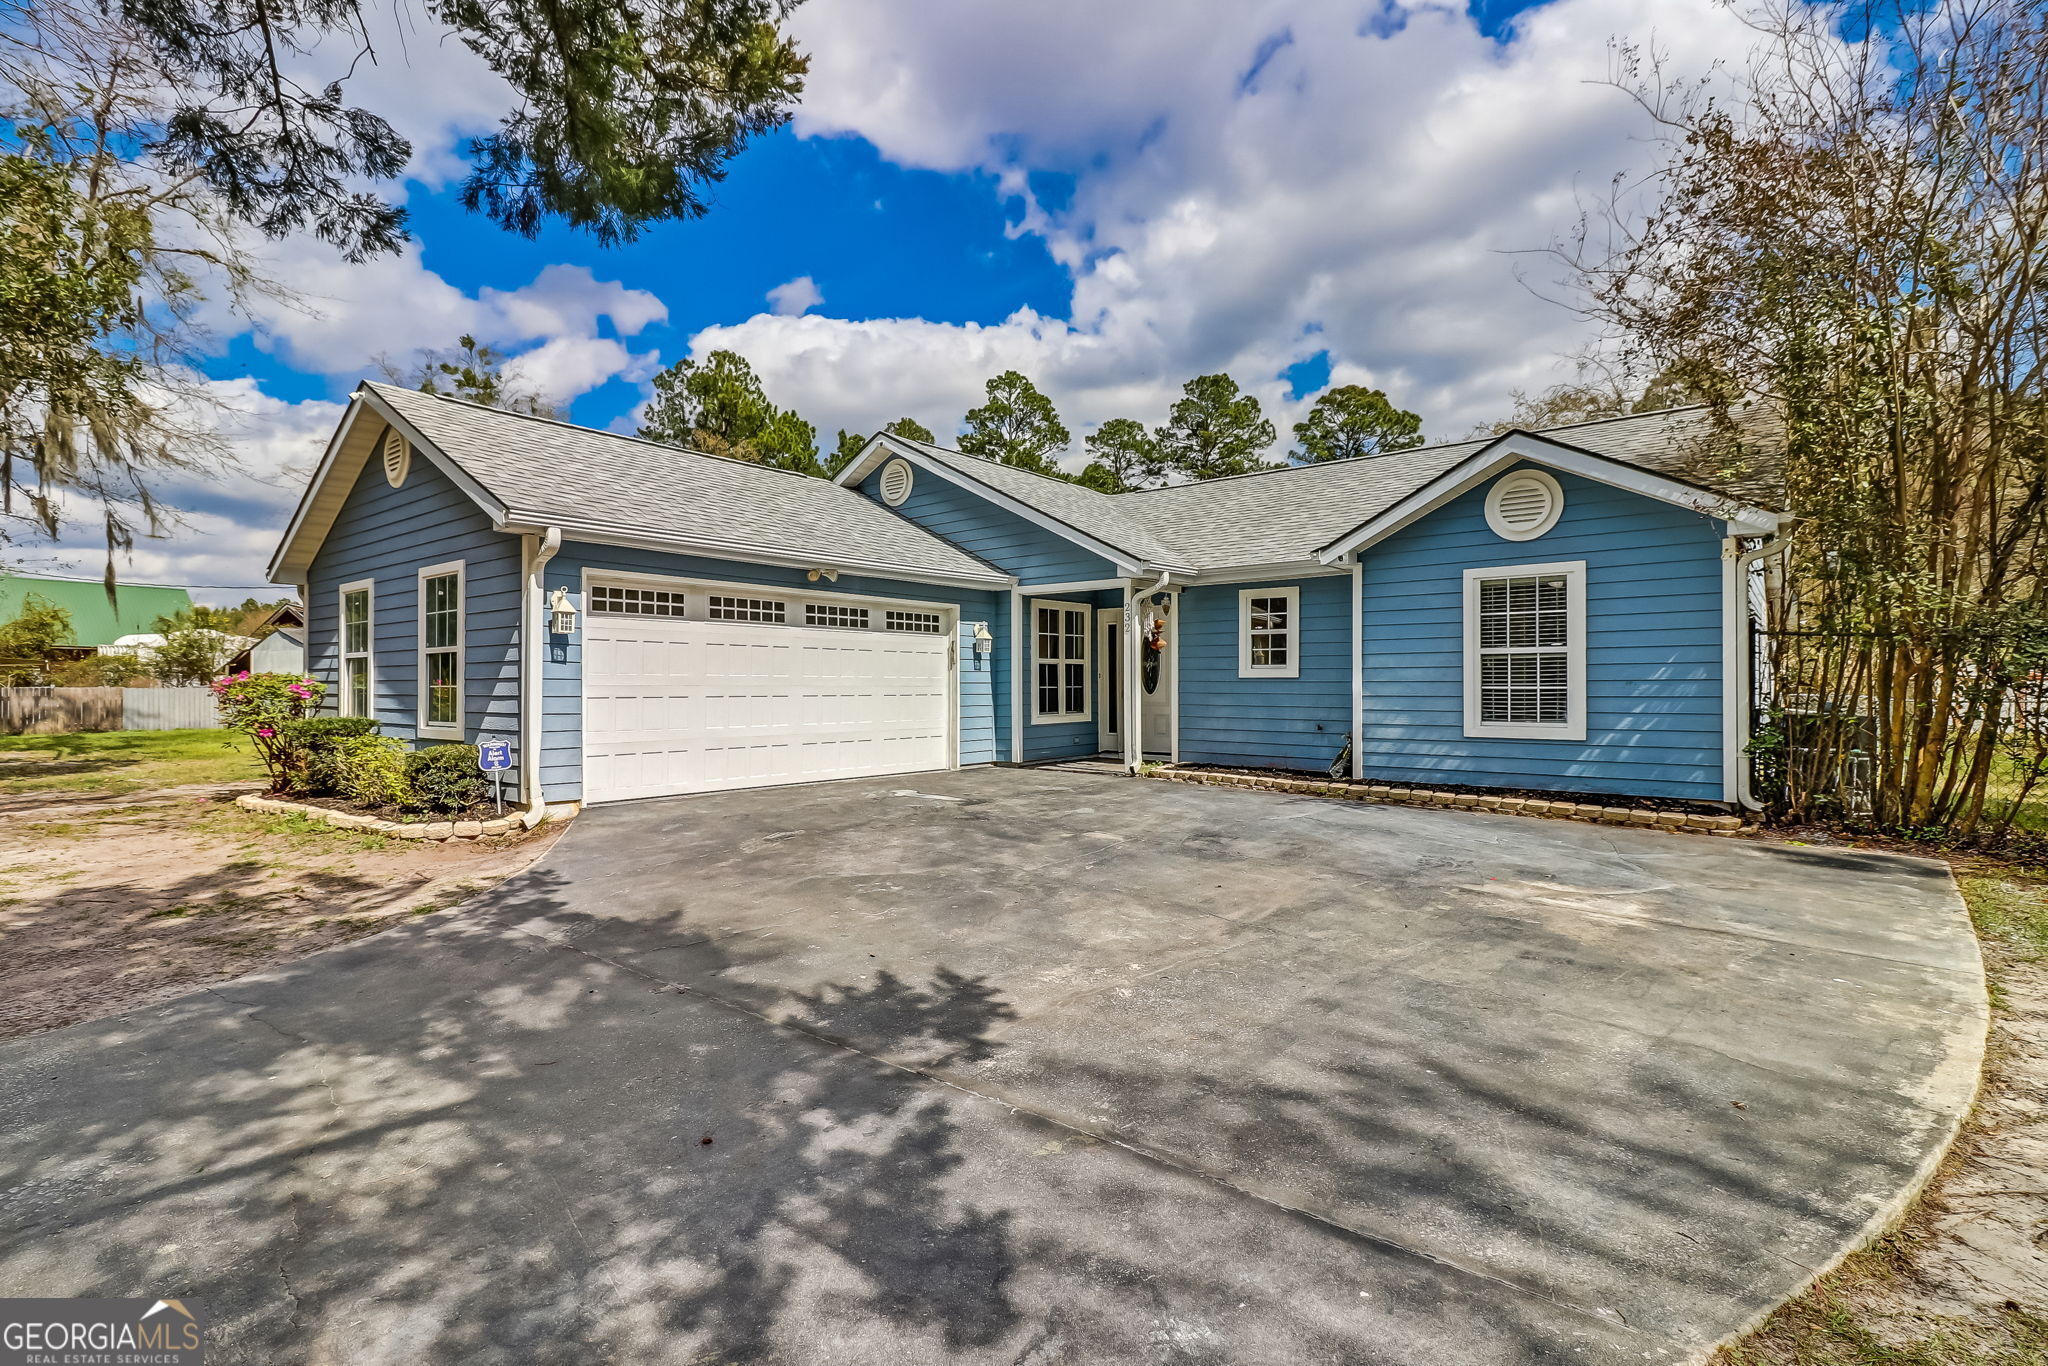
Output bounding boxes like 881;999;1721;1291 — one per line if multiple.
709;595;786;624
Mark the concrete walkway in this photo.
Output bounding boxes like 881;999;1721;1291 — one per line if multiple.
0;768;1986;1364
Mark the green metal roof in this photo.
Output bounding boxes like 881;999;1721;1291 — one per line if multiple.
0;574;194;646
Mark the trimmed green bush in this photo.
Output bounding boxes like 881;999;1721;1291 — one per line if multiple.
316;735;412;808
274;715;380;795
404;743;488;813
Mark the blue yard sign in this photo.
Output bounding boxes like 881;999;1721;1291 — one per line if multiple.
477;740;512;817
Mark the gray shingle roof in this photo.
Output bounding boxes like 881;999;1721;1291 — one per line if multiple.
882;403;1783;574
365;384;1007;584
1111;401;1784;571
887;436;1196;569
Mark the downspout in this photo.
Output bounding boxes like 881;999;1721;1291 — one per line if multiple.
1728;535;1789;812
520;527;562;828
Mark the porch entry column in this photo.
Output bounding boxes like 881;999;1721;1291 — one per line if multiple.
1123;581;1142;772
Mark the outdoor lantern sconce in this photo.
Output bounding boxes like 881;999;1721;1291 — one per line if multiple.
972;622;994;655
548;587;578;636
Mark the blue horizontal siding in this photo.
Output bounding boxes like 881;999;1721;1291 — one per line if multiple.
1356;464;1726;802
305;445;524;794
540;545;1004;800
860;461;1117;585
1177;575;1353;772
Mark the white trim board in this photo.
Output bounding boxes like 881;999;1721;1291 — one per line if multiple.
1316;433;1782;564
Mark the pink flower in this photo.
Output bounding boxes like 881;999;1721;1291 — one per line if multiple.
256;726;275;738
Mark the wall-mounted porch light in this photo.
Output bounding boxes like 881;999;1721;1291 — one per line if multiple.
972;622;994;655
548;587;578;635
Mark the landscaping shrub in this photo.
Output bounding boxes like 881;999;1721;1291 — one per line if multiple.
316;735;412;808
271;716;379;795
211;673;323;790
404;744;487;813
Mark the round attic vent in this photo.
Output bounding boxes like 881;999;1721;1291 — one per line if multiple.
1484;468;1562;541
381;427;410;488
879;458;914;506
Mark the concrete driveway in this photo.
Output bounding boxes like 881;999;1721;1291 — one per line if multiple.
0;768;1985;1364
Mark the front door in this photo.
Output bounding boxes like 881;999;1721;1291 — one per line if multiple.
1098;612;1122;755
1100;607;1174;758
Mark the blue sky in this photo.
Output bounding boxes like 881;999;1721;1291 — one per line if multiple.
24;0;1771;597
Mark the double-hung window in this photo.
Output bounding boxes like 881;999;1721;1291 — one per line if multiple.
1238;587;1300;678
1032;600;1090;722
1463;561;1585;741
339;580;374;718
417;560;465;740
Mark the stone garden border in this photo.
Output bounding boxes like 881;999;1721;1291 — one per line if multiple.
235;792;541;840
1145;767;1758;837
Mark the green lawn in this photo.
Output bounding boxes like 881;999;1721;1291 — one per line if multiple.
0;729;264;797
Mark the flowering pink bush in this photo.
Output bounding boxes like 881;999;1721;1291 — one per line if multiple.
214;672;325;789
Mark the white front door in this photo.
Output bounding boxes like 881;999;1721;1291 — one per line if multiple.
1099;607;1174;758
583;582;953;802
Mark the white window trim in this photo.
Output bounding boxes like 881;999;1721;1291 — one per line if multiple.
1462;559;1587;742
417;559;466;741
1238;586;1301;680
1030;597;1092;724
338;577;374;718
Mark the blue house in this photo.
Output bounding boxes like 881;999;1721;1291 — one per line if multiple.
267;383;1783;821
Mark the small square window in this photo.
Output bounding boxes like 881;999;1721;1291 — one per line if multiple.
805;603;870;629
708;595;786;624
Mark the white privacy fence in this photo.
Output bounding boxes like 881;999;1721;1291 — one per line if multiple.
0;687;220;735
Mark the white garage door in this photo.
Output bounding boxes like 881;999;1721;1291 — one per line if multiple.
583;581;954;803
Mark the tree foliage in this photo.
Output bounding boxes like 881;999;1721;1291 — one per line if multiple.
827;417;934;475
1078;418;1165;492
382;335;560;418
6;0;808;262
1;0;286;575
1567;0;2048;839
959;371;1070;476
1154;373;1276;481
638;350;819;474
0;593;71;683
1291;385;1424;463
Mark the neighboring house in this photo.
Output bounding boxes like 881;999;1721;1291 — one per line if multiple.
223;601;308;675
225;627;307;676
268;382;1784;814
103;630;257;660
0;573;193;646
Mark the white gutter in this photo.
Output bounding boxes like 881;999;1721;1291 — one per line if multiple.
520;527;562;828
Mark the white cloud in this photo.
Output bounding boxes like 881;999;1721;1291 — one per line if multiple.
766;275;825;316
218;249;667;403
699;0;1770;451
16;379;343;599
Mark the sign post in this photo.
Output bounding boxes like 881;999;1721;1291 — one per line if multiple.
476;740;513;816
